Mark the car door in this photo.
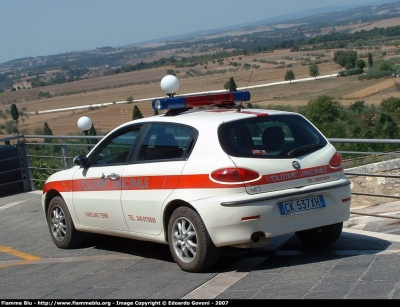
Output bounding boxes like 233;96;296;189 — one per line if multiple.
72;125;142;230
120;123;196;235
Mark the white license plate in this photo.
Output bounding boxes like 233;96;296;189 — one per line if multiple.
278;195;326;215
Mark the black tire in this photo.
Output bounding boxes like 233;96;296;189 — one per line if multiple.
47;196;83;249
295;222;343;248
167;207;219;272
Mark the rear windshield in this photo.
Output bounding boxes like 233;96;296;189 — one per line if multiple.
218;114;327;158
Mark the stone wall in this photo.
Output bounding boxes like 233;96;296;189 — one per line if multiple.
346;158;400;208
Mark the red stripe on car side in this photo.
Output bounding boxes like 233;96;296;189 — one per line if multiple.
175;174;244;189
260;165;342;184
43;164;342;193
43;180;72;193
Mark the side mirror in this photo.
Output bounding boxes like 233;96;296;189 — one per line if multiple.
73;155;90;168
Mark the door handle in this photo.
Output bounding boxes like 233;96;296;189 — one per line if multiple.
106;173;120;180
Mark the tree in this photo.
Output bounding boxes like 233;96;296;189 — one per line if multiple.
355;59;366;73
374;112;399;140
43;122;53;143
10;103;19;123
345;63;353;70
381;97;400;116
166;69;176;76
348;100;365;113
309;63;319;79
333;50;358;68
368;52;373;67
306;95;342;128
126;96;134;104
284;70;295;83
223;77;237;92
378;61;392;71
88;123;98;144
132;105;143;120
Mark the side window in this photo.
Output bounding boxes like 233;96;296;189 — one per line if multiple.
137;123;195;161
90;127;141;166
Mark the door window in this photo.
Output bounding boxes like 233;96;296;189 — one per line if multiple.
91;127;141;166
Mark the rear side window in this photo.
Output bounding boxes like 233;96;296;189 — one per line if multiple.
137;123;197;161
218;114;327;158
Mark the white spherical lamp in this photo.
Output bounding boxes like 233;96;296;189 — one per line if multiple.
77;116;92;132
160;75;179;96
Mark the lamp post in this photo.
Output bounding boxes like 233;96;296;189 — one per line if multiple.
77;116;92;152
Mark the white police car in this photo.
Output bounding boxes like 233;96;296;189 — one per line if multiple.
42;75;351;273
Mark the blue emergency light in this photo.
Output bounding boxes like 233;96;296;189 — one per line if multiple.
152;91;251;111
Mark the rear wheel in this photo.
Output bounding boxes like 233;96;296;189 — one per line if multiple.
295;222;343;248
47;196;83;248
168;207;219;272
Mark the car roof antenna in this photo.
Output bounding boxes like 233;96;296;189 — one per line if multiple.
237;71;253;112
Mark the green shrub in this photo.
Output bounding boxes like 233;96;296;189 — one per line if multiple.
31;158;62;190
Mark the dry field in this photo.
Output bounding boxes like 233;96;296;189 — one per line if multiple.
1;47;399;137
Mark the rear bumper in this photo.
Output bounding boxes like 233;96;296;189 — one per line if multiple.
192;178;351;247
221;179;351;206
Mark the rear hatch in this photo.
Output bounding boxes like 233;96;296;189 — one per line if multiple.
218;112;343;195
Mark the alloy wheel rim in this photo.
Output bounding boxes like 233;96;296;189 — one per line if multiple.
172;217;198;263
50;205;67;242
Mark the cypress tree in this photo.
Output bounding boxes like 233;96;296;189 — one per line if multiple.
228;77;237;92
43;122;53;143
368;52;373;67
10;103;19;122
88;124;97;144
132;105;144;120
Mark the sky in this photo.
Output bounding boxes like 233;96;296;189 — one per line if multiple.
1;0;398;65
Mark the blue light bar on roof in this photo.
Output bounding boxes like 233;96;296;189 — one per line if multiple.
152;91;251;110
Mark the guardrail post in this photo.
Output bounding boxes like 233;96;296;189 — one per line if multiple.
16;140;35;192
61;139;70;169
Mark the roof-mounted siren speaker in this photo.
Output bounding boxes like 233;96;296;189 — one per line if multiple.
161;75;180;97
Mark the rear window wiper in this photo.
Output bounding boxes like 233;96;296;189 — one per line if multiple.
287;144;325;158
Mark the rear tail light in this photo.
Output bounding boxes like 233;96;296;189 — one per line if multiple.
329;152;342;168
211;168;260;183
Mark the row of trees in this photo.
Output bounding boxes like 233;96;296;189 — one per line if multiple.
283;49;400;83
285;50;371;83
284;63;320;84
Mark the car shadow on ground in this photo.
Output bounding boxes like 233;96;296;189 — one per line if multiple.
77;233;262;272
74;231;398;274
82;233;174;262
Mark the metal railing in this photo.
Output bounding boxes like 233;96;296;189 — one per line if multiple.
1;135;400;216
0;134;103;191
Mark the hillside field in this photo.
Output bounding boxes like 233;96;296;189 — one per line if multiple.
1;47;399;137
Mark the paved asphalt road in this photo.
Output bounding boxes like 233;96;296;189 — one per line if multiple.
1;191;400;300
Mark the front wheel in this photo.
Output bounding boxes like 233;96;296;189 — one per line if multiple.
295;222;343;248
47;196;83;249
168;207;219;272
